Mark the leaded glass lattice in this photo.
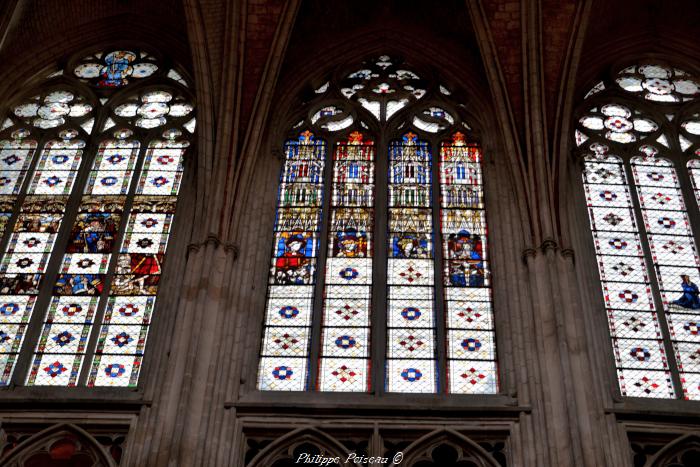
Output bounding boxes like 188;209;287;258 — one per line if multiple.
1;132;86;385
440;133;498;394
631;154;700;399
583;151;674;398
258;132;326;391
318;132;374;392
89;134;188;387
385;132;437;393
26;135;139;386
578;60;700;400
0;133;37;237
0;48;193;388
257;55;499;396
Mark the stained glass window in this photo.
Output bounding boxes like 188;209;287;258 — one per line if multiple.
440;133;498;394
89;132;187;387
1;131;86;385
0;48;193;388
258;132;326;391
257;55;499;395
318;132;375;392
385;132;437;393
0;132;37;237
578;61;700;400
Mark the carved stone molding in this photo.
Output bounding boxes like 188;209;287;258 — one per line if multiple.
521;248;537;264
0;423;120;467
187;234;239;257
521;239;576;263
243;424;508;467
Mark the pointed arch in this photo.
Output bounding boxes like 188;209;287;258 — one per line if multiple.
246;426;356;467
646;433;700;467
255;54;500;395
393;428;501;467
575;58;700;400
0;423;116;467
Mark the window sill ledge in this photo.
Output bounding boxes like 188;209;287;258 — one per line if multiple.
229;391;526;417
607;397;700;422
0;386;148;410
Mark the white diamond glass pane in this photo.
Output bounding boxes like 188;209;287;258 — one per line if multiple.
584;155;675;398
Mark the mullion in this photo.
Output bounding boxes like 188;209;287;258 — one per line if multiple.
308;135;335;390
430;136;447;394
371;131;388;396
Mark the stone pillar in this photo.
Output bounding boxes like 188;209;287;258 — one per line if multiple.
123;238;236;467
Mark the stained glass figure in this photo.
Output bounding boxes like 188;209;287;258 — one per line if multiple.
74;50;159;88
440;132;498;394
258;56;500;395
318;132;374;392
672;275;700;309
258;131;326;391
385;132;437;393
0;132;85;386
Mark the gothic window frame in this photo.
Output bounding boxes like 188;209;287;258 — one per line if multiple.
250;55;507;401
575;56;700;403
0;44;196;395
